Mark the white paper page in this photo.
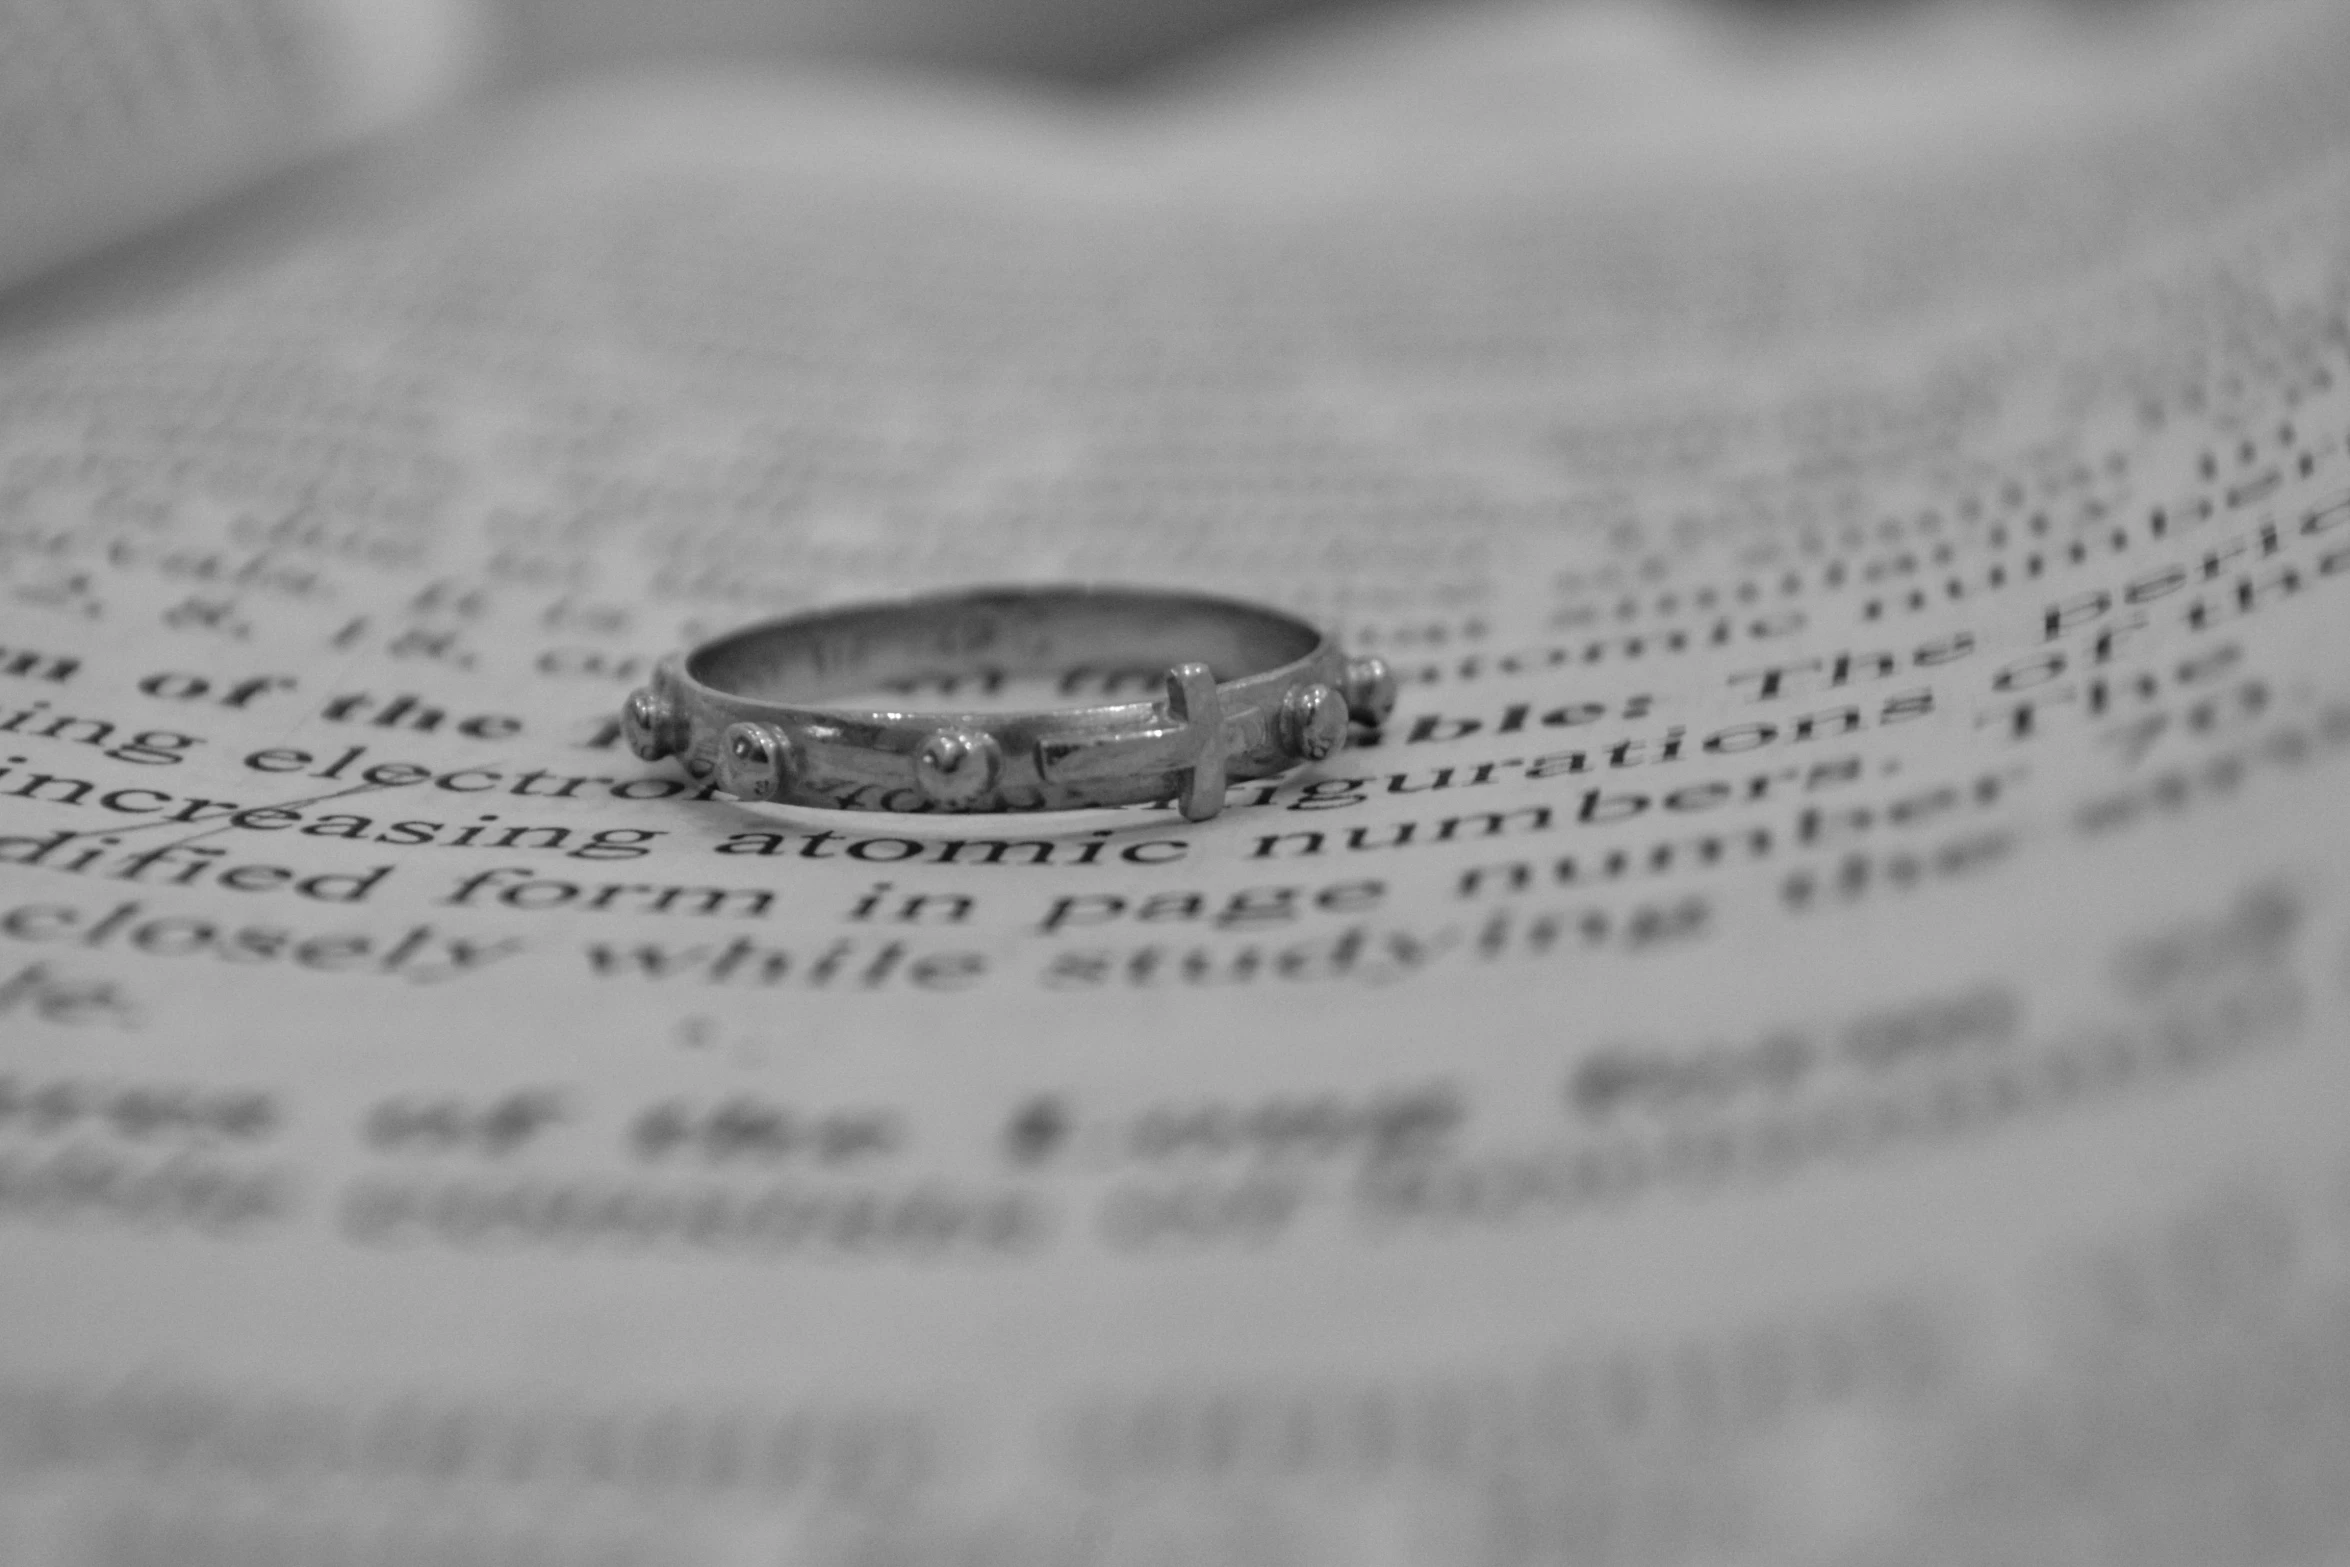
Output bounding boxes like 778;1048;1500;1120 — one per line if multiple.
2;2;2350;1561
0;0;481;291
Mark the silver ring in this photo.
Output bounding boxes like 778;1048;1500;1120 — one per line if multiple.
619;585;1395;821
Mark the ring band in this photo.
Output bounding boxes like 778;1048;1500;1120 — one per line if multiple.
619;585;1395;821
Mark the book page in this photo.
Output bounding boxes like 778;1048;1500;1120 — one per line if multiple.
0;0;480;291
3;2;2350;1561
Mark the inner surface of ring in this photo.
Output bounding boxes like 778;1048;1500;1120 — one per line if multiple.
687;588;1322;705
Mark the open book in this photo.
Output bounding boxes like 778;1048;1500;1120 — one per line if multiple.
6;0;2350;1561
